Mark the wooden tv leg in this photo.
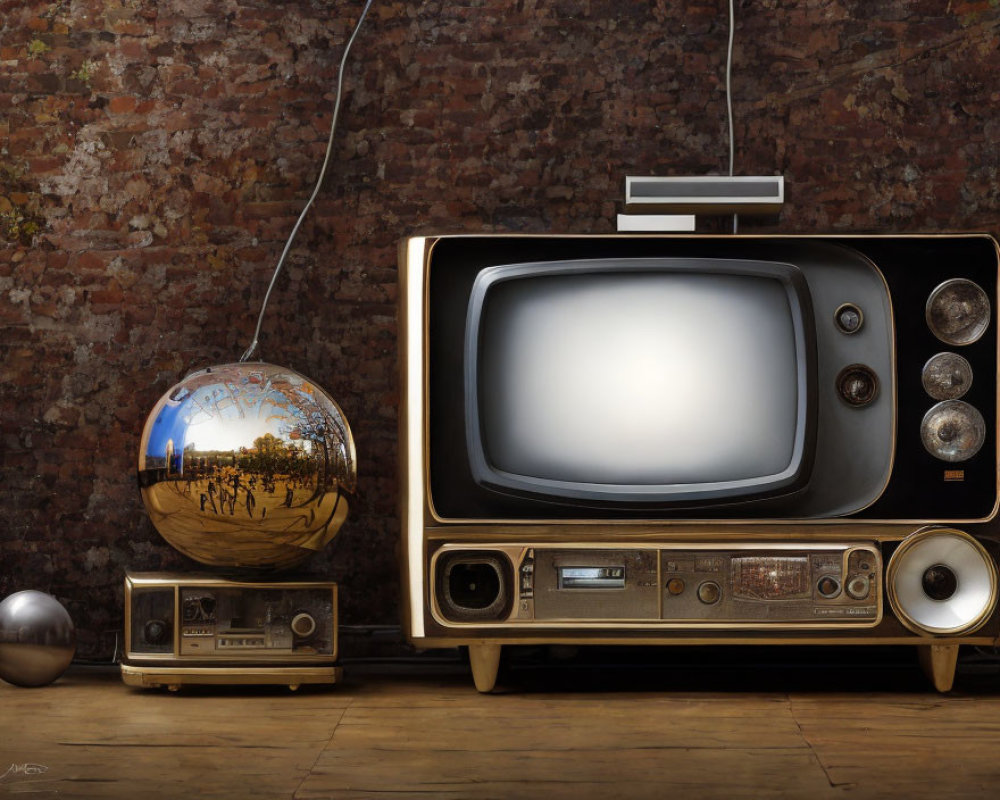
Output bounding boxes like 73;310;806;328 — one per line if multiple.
918;644;959;693
468;643;502;693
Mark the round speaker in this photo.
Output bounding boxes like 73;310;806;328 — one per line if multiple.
143;619;171;646
887;528;997;636
435;551;512;623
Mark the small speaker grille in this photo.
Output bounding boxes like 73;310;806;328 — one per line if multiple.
436;552;512;623
130;588;175;654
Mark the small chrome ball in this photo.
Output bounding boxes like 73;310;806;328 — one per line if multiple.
138;362;356;570
0;591;77;687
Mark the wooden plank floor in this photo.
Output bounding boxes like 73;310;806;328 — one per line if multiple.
3;653;1000;798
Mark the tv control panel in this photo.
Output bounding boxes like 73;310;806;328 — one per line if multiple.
432;544;881;628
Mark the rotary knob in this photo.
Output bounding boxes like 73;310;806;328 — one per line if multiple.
836;365;878;407
290;612;317;638
846;575;870;600
697;581;721;605
834;303;864;334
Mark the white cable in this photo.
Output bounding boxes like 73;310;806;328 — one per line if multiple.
726;0;735;178
241;0;376;362
726;0;739;234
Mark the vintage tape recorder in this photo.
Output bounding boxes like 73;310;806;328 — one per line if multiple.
121;572;340;691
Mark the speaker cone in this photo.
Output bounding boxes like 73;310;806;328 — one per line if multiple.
436;551;512;623
887;528;997;635
143;619;170;645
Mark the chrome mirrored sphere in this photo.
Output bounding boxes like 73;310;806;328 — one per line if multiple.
0;590;77;687
138;362;357;570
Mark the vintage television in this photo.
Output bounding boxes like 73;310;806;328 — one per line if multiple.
399;234;1000;692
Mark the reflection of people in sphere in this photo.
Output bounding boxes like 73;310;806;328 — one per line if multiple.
137;362;357;569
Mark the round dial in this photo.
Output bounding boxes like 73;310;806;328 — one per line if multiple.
817;575;841;599
846;575;870;601
836;364;879;407
834;303;864;334
920;400;986;462
921;352;973;401
290;612;317;638
926;279;990;345
696;581;721;605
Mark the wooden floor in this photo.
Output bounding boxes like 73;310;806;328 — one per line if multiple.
4;649;1000;798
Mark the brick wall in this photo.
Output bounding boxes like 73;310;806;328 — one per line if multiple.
2;0;999;658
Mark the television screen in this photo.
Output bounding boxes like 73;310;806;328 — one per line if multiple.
465;259;816;504
423;236;997;522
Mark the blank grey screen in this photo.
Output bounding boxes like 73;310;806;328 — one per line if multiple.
477;272;800;486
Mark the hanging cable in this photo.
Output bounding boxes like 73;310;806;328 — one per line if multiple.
726;0;739;234
241;0;376;363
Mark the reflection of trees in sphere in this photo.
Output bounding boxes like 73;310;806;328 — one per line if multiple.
0;590;77;687
138;363;357;570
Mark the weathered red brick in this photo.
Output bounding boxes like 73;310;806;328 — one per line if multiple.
107;95;137;113
3;0;1000;660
